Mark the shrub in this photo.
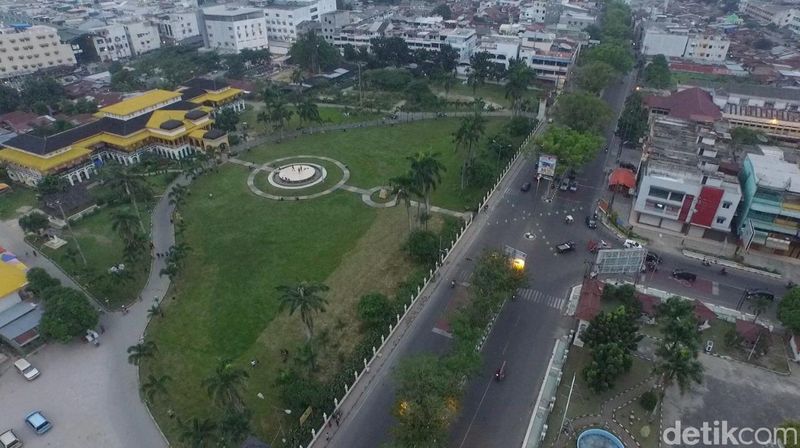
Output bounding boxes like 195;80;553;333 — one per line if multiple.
404;230;440;267
639;390;658;411
26;267;61;296
363;68;413;91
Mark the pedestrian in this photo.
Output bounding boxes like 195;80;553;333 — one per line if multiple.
32;250;37;257
121;305;127;314
24;251;28;257
325;433;330;441
99;325;105;334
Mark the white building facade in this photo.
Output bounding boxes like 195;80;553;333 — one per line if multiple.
202;5;269;54
521;1;548;23
123;22;161;56
90;24;132;62
263;0;336;43
0;25;76;79
684;34;729;62
477;35;519;69
157;12;200;43
642;26;688;58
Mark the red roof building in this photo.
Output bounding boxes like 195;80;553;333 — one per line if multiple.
608;168;636;192
644;87;722;123
576;279;604;322
735;319;766;345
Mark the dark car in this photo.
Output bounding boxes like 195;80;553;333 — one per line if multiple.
646;251;663;264
569;180;578;192
559;178;570;191
585;215;597;228
672;270;697;283
619;162;637;173
556;241;576;254
745;289;775;302
521;182;532;192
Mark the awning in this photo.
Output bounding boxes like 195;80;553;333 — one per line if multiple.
609;168;636;190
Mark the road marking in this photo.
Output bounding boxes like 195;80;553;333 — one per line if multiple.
517;288;565;310
432;327;453;339
712;281;719;296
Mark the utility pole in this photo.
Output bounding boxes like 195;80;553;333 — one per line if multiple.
555;373;577;444
358;61;364;109
54;200;88;265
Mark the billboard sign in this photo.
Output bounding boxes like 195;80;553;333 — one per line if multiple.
594;248;646;275
537;154;557;179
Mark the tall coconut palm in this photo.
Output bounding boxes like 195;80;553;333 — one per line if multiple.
748;297;771;323
505;59;534;116
406;152;446;228
276;281;329;341
453;112;486;189
168;184;188;208
104;166;151;233
389;174;419;231
202;358;249;410
122;232;149;263
111;210;140;245
178;417;217;448
219;408;251;446
653;343;703;393
297;97;321;127
141;373;172;402
270;100;294;139
127;341;158;365
441;71;456;100
147;303;164;319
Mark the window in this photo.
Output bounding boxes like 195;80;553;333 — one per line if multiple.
716;217;726;224
722;201;732;209
648;187;670;200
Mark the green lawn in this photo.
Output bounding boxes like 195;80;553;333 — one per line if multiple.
252;158;347;197
238;118;515;211
240;104;383;135
30;202;153;307
142;164;422;443
0;186;36;220
431;82;540;110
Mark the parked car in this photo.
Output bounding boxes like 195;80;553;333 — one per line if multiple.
559;178;569;191
13;359;39;381
556;241;576;254
585;215;597;229
24;412;51;435
745;289;775;302
672;270;697;283
520;182;531;192
0;430;22;448
705;340;714;354
623;239;643;249
569;180;578;192
645;251;663;264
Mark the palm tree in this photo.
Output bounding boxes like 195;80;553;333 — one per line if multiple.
178;417;217;448
297;97;321;127
290;68;305;86
453;112;487;189
270;100;294;139
202;358;249;410
122;232;148;263
389;174;418;231
748;297;771;323
653;343;704;393
168;184;188;208
147;303;164;319
276;281;330;341
141;373;172;402
111;210;140;245
295;342;318;371
127;341;158;365
505;59;534;116
104;166;151;233
219;408;251;446
441;71;456;100
406;152;446;228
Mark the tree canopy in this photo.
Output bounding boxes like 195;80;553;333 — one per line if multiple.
616;92;649;144
582;42;634;73
553;92;613;134
779;288;800;334
643;54;672;89
575;61;617;94
289;31;341;73
39;287;99;342
536;126;603;174
431;4;452;19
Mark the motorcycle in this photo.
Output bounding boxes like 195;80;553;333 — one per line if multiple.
719;268;727;275
495;361;507;381
450;280;456;289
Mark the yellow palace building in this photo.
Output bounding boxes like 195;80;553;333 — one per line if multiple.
0;78;243;187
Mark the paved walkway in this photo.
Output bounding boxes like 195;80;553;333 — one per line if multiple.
0;176;188;448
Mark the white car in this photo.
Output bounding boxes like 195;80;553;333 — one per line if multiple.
623;239;643;249
13;359;40;381
0;429;22;448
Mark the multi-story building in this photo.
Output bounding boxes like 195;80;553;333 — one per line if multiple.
89;24;131;62
739;0;800;34
320;10;353;43
0;80;241;187
123;21;161;56
632;117;742;238
477;35;520;69
642;25;689;58
738;149;800;257
262;0;336;43
684;34;729;62
557;11;596;31
521;1;548;23
0;24;76;79
201;5;268;54
518;32;579;87
156;12;200;44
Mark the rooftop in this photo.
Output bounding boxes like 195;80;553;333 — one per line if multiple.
681;79;800;102
98;90;182;118
0;261;26;298
644;87;722;123
202;5;263;16
747;152;800;194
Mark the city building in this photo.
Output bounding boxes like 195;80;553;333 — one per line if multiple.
738;149;800;257
320;10;353;43
262;0;336;44
0;84;239;187
477;35;520;69
521;1;548;23
123;21;161;56
632;117;742;238
89;24;131;62
156;12;201;44
684;34;729;62
642;25;689;58
644;87;722;124
557;10;596;31
201;5;268;54
739;0;800;34
0;24;76;79
0;247;40;353
518;32;580;87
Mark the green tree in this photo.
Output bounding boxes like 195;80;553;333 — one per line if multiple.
553;92;612;134
0;85;20;113
583;342;633;392
653;341;703;393
37;175;67;195
405;151;446;223
147;303;164;319
202;358;249;410
111;210;140;245
268;99;294;139
168;184;188;208
654;297;703;395
535;126;603;174
582;306;642;351
575;61;616;94
582;42;633;73
731;127;763;146
357;293;394;332
25;268;61;296
748;296;771;322
294;342;318;371
218;408;251;446
141;374;172;402
178;417;217;448
616;92;649;144
18;212;49;235
431;3;452;19
276;281;330;341
369;36;411;67
39;288;99;343
404;230;440;266
643;54;672;89
110;69;143;92
453;111;487;189
127;341;158;365
778;287;800;333
103;166;152;233
214;108;240;133
504;59;534;115
467;52;493;94
436;44;459;74
389;174;418;231
288;31;340;73
297;97;322;126
122;232;149;263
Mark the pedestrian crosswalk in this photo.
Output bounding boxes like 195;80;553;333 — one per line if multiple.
516;288;566;311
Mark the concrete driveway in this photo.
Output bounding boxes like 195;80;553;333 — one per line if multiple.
0;180;179;448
